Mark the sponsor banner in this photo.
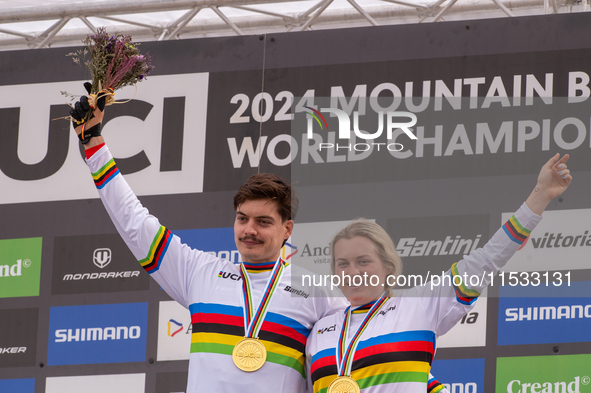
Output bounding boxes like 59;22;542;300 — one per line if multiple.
157;301;192;361
386;215;489;288
45;373;145;393
174;227;241;264
156;372;188;393
291;220;364;275
203;49;591;192
0;308;38;368
0;378;35;393
498;282;591;345
431;358;485;393
502;208;591;273
497;354;591;393
47;303;148;366
437;294;487;348
0;73;208;205
52;234;149;295
0;237;42;298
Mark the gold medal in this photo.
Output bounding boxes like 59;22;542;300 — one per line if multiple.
327;376;360;393
232;337;267;372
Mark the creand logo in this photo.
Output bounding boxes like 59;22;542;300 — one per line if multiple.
507;376;590;393
0;259;30;277
301;106;417;153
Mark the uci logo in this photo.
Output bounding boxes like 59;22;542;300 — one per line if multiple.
317;324;337;335
93;248;112;269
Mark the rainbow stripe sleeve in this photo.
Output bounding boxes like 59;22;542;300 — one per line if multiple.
428;376;446;393
92;158;120;189
450;262;479;305
138;225;172;274
502;214;531;245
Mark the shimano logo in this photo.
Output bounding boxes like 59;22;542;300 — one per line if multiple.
505;305;591;321
63;271;141;281
396;235;482;257
530;231;591;249
0;347;26;354
284;285;309;298
317;324;336;334
507;376;588;393
55;326;141;342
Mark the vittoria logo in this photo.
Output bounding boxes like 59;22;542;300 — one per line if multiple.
528;231;591;249
93;248;112;268
317;324;336;334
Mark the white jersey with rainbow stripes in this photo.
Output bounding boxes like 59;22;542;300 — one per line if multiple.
306;203;541;393
86;145;348;393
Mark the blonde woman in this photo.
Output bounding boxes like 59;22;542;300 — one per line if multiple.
306;154;572;393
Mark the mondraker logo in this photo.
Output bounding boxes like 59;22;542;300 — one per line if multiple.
0;347;26;354
217;271;242;281
396;235;482;257
93;248;112;268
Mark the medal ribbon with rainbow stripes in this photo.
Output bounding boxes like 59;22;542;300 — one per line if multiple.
330;294;390;390
232;257;287;372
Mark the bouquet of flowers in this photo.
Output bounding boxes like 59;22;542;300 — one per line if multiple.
64;27;154;123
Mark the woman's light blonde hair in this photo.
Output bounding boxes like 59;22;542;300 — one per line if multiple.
330;219;403;295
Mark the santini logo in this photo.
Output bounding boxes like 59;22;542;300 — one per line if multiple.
505;305;591;321
507;376;589;393
397;235;482;257
55;326;141;342
0;259;30;277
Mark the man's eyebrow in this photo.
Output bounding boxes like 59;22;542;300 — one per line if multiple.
235;211;275;220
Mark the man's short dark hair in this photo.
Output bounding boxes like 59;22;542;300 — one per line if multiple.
233;173;298;222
